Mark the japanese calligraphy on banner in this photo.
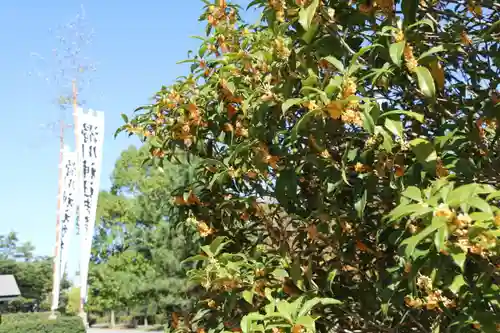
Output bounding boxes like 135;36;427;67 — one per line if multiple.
75;107;105;306
51;145;78;312
59;147;78;279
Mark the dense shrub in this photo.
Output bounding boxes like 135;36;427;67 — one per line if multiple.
120;0;499;332
0;312;56;324
0;314;84;333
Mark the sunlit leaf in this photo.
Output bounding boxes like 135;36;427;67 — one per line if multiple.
389;41;406;67
298;0;319;32
415;66;436;100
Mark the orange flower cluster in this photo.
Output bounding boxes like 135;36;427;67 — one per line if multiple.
207;299;216;308
358;0;394;15
342;78;357;98
255;143;279;170
197;221;214;237
455;228;496;258
268;0;286;22
436;159;449;178
393;28;405;43
274;38;291;59
434;205;498;258
339;78;363;126
461;31;472;45
354;162;368;173
342;103;363;126
476;117;498;140
433;203;455;220
376;0;394;15
235;120;248;137
404;44;418;72
219;79;244;104
173;192;202;206
207;0;236;27
467;0;482;17
405;275;456;311
374;152;405;178
495;214;500;227
152;148;165;158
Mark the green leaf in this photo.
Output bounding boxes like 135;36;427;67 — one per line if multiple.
176;59;198;64
474;312;498;333
384;118;403;138
275;169;298;211
408;18;435;32
301;23;319;44
120;113;129;123
486;190;500;201
410;138;437;171
379;110;424;122
181;255;209;264
348;44;382;75
298;0;319;32
355;190;367;219
415;66;436;100
449;274;466;294
276;301;295;323
468;197;493;214
402;186;423;202
272;268;289;279
324;76;343;96
402;0;418;26
240;313;265;333
401;216;446;258
295;316;316;331
389;41;406;67
418;45;445;61
298;297;341;317
434;226;448;252
447;184;477;206
242;290;254;304
291;257;304;290
282;98;304;113
361;108;375;134
209;236;231;257
149;136;162;148
375;126;394;152
388;203;432;222
323;56;344;72
291;109;322;142
469;211;493;222
450;247;467;271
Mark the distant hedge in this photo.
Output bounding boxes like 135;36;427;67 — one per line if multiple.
0;313;84;333
0;312;57;324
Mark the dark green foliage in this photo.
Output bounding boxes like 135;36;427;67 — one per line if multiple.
0;312;57;324
0;232;71;312
0;315;85;333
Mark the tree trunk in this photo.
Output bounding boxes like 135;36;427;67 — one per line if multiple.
110;310;115;328
144;316;148;327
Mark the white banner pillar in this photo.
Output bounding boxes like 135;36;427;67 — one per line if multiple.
75;107;105;323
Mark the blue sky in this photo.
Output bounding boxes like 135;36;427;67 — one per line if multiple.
0;0;257;277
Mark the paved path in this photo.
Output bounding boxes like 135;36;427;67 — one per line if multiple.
88;330;139;333
89;330;139;333
88;329;162;333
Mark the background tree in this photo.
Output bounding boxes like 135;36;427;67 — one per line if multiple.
65;287;81;316
119;0;499;332
0;232;71;313
87;145;200;326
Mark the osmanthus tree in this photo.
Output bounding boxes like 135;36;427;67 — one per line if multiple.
118;0;499;331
